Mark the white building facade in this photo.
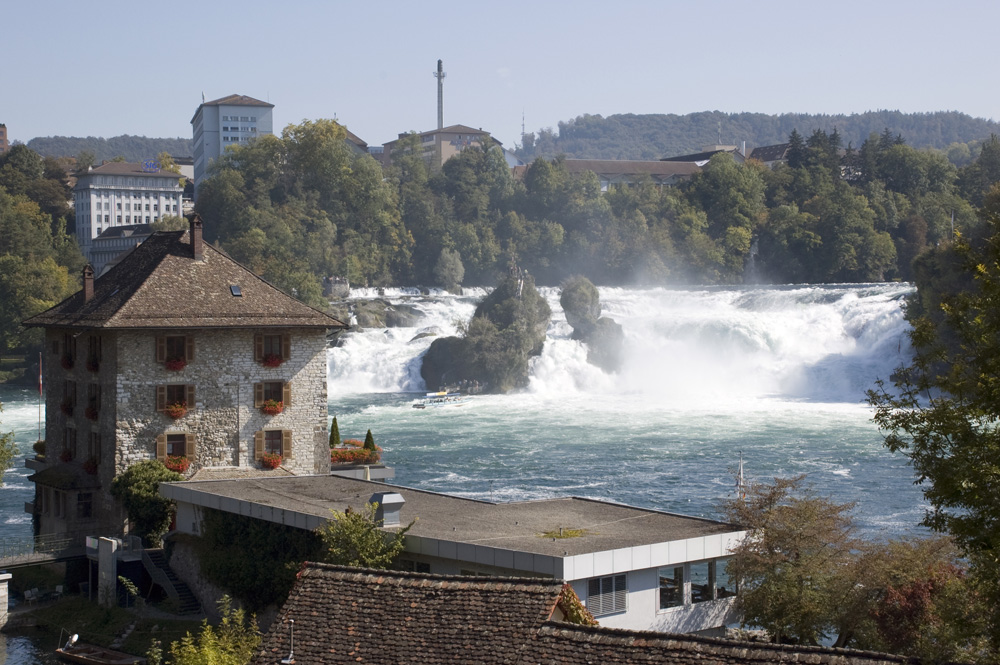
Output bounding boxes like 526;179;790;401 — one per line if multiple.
73;163;183;263
191;94;274;199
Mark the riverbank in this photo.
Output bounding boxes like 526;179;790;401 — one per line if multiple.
3;595;203;661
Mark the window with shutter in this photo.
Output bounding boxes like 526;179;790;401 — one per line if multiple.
254;431;265;460
157;385;192;411
156;434;167;460
587;574;627;616
281;430;293;458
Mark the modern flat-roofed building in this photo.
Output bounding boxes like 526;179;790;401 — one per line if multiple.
162;474;746;636
191;94;274;198
72;162;183;263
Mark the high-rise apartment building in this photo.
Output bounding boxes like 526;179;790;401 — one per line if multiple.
190;94;273;198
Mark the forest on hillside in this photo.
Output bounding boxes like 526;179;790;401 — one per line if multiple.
516;111;1000;162
26;135;193;163
192;118;1000;307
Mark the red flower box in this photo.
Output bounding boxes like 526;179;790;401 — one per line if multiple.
164;455;190;473
60;402;73;416
61;355;74;370
86;358;100;373
330;440;382;465
59;449;73;463
165;357;187;371
164;402;187;419
262;353;283;368
83;457;98;475
261;452;283;469
260;399;283;416
85;405;99;421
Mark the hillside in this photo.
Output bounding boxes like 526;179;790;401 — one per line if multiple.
516;110;1000;161
26;135;193;162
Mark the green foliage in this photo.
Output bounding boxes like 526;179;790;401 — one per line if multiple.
317;502;412;569
433;247;464;291
868;217;1000;652
363;429;375;451
329;416;340;447
27;135;193;164
197;508;322;612
109;460;182;546
168;596;260;665
559;276;600;332
150;215;188;232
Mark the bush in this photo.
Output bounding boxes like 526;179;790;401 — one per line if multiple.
110;460;183;546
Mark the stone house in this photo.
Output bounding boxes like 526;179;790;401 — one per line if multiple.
23;218;346;542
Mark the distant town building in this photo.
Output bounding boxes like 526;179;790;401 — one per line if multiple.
661;145;745;166
558;159;701;191
89;224;153;276
72;162;184;264
190;94;274;198
381;124;501;168
748;142;792;169
0;123;8;154
23;218;347;542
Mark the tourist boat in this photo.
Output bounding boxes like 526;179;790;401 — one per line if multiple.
57;638;146;665
412;391;468;409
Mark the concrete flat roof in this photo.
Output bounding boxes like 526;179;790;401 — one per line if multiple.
161;475;740;558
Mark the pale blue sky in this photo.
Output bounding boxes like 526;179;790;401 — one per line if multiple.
4;0;997;150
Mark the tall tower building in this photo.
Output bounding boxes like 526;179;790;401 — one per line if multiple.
190;94;273;199
0;123;9;154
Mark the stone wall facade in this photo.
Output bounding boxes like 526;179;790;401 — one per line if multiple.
32;326;331;540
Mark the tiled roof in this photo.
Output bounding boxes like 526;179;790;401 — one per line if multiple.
749;144;791;162
95;224;153;239
23;228;346;331
519;623;915;665
202;94;273;108
250;563;565;665
253;565;917;665
561;159;701;178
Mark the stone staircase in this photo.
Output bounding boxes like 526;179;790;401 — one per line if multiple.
141;549;201;615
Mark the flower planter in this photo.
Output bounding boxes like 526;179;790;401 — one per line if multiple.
165;357;187;371
260;400;283;416
83;457;99;475
261;453;283;469
164;455;190;473
330;440;382;465
164;402;187;419
261;354;283;368
61;355;74;370
59;449;73;463
60;403;73;416
86;358;100;373
85;405;99;421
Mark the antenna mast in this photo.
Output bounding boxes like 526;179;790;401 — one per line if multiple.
434;59;446;130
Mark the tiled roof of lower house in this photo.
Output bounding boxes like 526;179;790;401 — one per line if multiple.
253;565;919;665
23;225;346;330
250;563;566;665
518;624;916;665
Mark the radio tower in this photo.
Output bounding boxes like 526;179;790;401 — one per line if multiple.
434;59;446;130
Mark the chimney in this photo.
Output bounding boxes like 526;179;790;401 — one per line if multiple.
369;492;405;528
190;214;204;261
82;265;94;302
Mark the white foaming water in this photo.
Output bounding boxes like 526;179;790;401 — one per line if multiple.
327;283;927;534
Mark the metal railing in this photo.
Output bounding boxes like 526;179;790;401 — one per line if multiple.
0;534;77;562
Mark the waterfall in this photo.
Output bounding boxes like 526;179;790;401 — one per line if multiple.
328;283;914;405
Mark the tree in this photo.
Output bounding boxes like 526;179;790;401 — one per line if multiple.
0;403;18;486
868;217;1000;650
329;416;340;447
110;460;182;546
433;247;464;292
150;215;188;232
363;429;376;451
723;476;858;645
317;503;412;569
168;596;260;665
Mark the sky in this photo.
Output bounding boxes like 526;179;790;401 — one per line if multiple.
3;0;998;150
